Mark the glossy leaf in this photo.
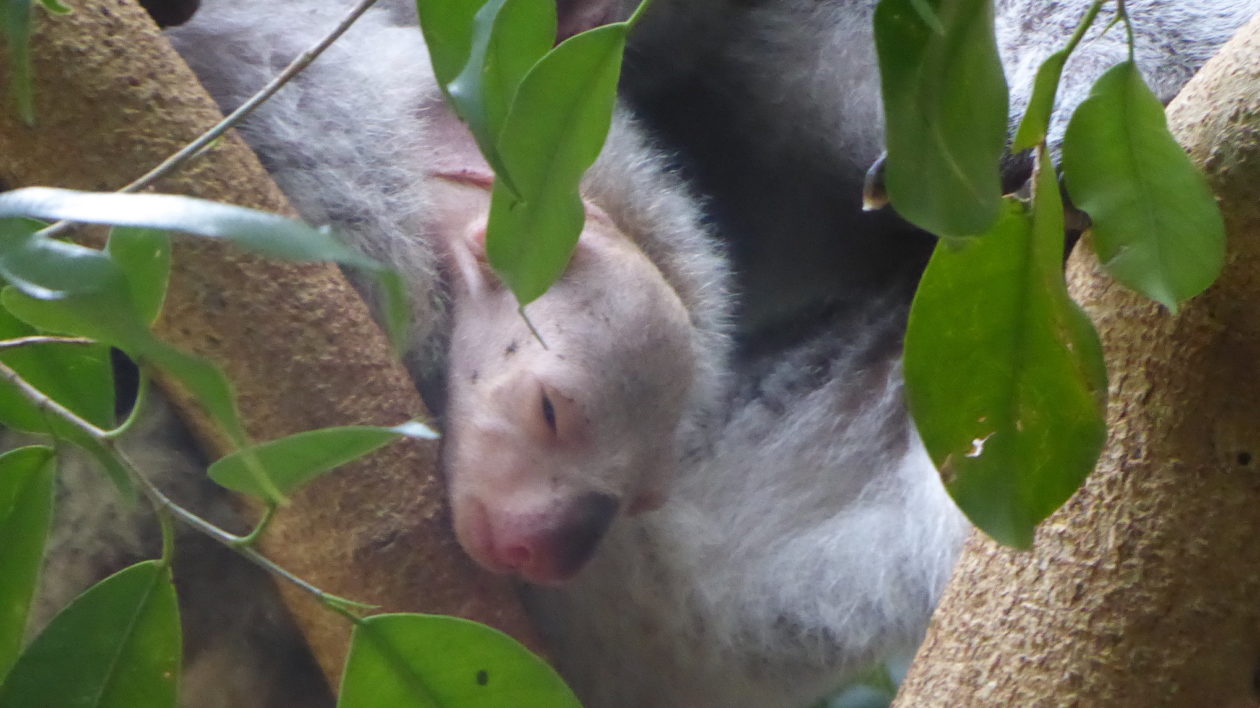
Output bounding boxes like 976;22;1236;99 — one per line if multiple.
486;23;627;303
1062;61;1225;311
0;305;115;431
0;218;119;300
3;286;281;501
905;155;1106;547
338;614;580;708
0;306;129;494
446;0;554;187
0;446;55;683
0;561;181;708
209;421;437;498
416;0;482;88
0;188;378;269
875;0;1007;237
2;0;34;125
106;227;171;326
1012;49;1068;151
0;188;409;347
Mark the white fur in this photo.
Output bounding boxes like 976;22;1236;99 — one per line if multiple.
165;3;958;706
528;307;967;707
33;1;1255;707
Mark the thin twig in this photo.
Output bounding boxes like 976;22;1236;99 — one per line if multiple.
39;0;381;239
0;335;95;350
0;358;364;611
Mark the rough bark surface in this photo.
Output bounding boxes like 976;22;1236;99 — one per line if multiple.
0;0;540;686
894;15;1260;708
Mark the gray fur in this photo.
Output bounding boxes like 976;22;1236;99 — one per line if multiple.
32;1;1254;707
619;0;1260;333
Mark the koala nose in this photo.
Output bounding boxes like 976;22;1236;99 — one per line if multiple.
493;491;621;585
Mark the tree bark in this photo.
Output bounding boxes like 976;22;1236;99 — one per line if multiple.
895;14;1260;708
0;0;541;688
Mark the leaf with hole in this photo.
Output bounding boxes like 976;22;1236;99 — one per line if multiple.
338;614;580;708
904;152;1106;547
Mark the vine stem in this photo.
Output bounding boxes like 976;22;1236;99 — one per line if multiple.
0;358;367;613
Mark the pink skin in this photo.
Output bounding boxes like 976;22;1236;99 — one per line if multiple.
422;108;694;585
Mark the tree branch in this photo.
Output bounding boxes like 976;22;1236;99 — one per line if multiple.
896;14;1260;706
0;0;542;688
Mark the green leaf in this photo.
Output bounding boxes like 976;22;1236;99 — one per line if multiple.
2;0;34;125
907;0;945;35
34;0;69;14
0;561;181;708
486;23;628;303
416;0;482;88
0;305;115;431
446;0;555;189
1062;61;1226;311
0;308;129;495
373;268;412;355
209;421;437;498
1012;49;1068;151
338;614;580;708
3;286;281;502
106;227;171;326
905;156;1106;547
0;188;379;269
0;218;120;300
0;189;410;351
0;446;55;683
874;0;1007;237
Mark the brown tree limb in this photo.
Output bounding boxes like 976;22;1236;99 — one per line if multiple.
0;0;541;688
895;14;1260;708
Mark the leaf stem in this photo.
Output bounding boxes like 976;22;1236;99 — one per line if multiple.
625;0;656;29
106;366;151;439
234;502;277;547
1062;0;1107;57
0;358;368;615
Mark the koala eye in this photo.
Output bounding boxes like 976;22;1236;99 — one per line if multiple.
540;389;558;434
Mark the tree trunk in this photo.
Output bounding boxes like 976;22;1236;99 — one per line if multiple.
0;0;541;688
894;14;1260;708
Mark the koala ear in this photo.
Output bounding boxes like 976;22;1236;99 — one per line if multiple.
447;220;495;298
